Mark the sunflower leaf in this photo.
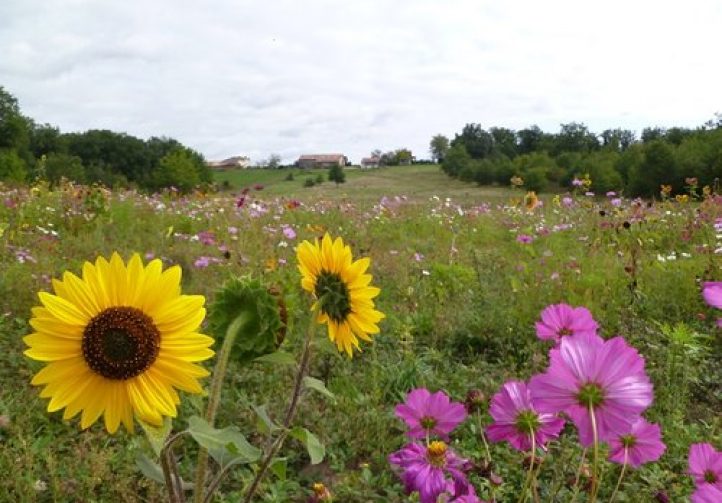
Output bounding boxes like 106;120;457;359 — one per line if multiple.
290;427;325;465
138;417;173;457
135;453;165;484
302;376;336;403
188;416;261;467
252;404;279;435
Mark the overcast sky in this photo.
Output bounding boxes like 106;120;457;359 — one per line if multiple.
1;0;721;164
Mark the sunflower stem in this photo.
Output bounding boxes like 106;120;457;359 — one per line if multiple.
161;431;187;503
242;309;316;503
608;448;628;503
160;446;180;503
193;312;253;503
588;404;600;503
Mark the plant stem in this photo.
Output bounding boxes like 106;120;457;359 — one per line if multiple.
193;313;253;503
475;412;492;463
160;444;180;503
516;432;536;503
588;405;599;503
608;448;628;503
242;313;316;503
161;431;187;503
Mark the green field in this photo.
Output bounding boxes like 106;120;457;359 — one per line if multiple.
212;164;511;204
0;174;720;502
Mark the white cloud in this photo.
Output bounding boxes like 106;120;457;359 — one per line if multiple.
1;0;720;163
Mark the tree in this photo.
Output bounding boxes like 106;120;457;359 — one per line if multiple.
328;164;345;185
152;149;202;192
517;125;545;154
44;153;86;186
489;127;518;159
267;153;282;169
552;122;599;155
441;144;471;178
600;128;636;152
0;86;31;153
0;149;27;182
429;134;449;163
628;140;678;196
452;123;494;159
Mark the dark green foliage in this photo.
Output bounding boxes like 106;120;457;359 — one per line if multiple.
303;177;315;187
0;148;27;182
452;123;494;159
208;276;286;365
441;143;471;178
44;152;86;185
429;134;449;162
328;164;346;185
628;140;679;196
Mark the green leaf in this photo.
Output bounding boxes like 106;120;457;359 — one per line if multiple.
303;376;336;402
188;416;261;467
269;457;287;481
252;404;279;435
138;417;173;457
290;427;325;465
136;453;165;484
254;351;296;366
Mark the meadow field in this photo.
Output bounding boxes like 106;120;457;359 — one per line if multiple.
1;165;721;502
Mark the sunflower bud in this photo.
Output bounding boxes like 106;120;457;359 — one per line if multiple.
209;276;287;364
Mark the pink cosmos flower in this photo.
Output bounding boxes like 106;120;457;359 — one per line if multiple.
395;388;467;440
688;443;722;489
517;234;534;244
389;441;471;503
529;335;653;447
282;226;297;240
702;282;722;327
607;417;666;468
562;196;574;208
692;485;722;503
535;303;599;344
486;380;565;452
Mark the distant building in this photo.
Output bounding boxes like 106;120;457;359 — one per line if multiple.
296;153;347;168
361;155;381;168
207;156;251;170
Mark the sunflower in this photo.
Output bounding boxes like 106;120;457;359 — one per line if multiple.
297;234;384;357
24;253;214;433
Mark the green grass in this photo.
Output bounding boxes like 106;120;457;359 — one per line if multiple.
213;164;511;204
0;179;720;502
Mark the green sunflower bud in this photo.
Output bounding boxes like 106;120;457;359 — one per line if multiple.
209;276;287;364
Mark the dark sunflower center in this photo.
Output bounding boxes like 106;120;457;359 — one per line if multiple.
82;306;160;380
315;271;352;322
577;383;605;408
515;410;541;435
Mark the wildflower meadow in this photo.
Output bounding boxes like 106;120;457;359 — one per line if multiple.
1;167;721;502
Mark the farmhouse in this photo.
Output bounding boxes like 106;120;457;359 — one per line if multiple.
361;155;381;168
207;156;251;170
296;153;347;168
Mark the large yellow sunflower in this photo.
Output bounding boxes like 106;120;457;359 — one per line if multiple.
297;234;384;357
24;253;214;433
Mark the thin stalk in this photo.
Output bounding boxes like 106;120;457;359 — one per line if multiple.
161;431;188;503
608;448;628;503
531;452;544;503
588;405;600;503
516;432;536;503
242;312;316;503
475;412;492;463
193;313;253;503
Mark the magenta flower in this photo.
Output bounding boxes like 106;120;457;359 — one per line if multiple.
535;303;599;344
608;417;666;468
282;226;297;240
702;282;722;326
688;443;722;489
389;441;471;503
486;380;565;452
529;335;653;446
692;485;722;503
516;234;534;244
395;389;467;440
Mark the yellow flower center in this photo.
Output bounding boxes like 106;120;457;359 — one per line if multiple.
82;307;160;380
426;441;448;467
315;271;352;322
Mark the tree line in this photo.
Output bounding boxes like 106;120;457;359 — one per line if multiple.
0;86;211;192
432;117;722;196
